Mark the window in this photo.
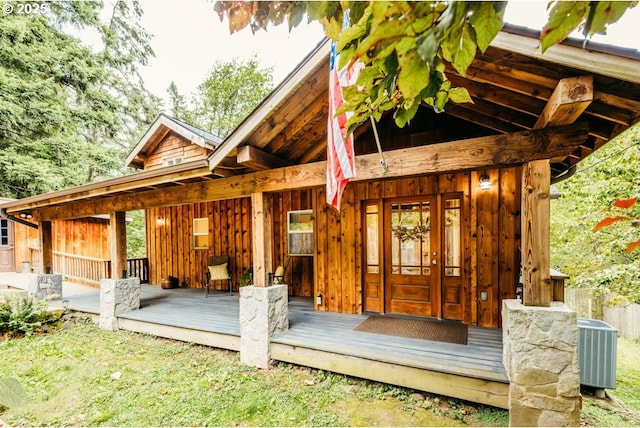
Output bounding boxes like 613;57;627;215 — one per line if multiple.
0;219;8;246
287;210;313;256
164;157;183;167
390;201;432;276
193;218;209;249
443;197;461;277
366;204;379;274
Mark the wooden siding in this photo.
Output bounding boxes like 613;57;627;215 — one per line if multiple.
146;192;315;297
53;218;110;260
12;218;110;274
312;168;521;328
144;131;211;170
146;199;253;291
271;190;314;297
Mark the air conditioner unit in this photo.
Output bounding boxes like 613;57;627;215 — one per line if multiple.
577;318;617;389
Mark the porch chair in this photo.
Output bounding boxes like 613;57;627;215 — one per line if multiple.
205;256;232;297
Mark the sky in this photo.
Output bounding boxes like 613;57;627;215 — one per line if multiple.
131;1;640;109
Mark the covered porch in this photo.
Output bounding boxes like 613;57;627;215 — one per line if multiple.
46;281;508;409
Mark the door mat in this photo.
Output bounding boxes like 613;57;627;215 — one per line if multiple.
354;315;468;345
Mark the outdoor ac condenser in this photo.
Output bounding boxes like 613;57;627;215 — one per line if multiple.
577;318;618;389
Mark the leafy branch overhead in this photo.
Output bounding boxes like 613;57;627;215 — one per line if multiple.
214;1;636;133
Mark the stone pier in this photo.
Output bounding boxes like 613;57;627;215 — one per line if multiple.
99;277;141;331
239;284;288;369
28;273;63;300
502;299;581;427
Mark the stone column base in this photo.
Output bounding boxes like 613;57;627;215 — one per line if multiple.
502;299;581;427
28;274;63;300
239;284;288;369
99;277;141;331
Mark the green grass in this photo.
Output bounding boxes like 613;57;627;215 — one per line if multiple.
3;316;638;427
581;338;640;427
0;317;503;427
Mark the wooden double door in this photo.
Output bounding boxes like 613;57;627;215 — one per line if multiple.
364;194;463;320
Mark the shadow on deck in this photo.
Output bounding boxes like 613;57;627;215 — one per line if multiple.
53;284;509;408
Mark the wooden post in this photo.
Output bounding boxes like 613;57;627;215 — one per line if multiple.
109;211;127;279
521;160;552;306
251;192;273;287
39;220;53;274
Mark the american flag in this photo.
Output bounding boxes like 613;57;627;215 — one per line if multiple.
326;37;362;211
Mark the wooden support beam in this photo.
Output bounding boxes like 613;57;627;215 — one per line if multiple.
521;160;552;306
534;76;593;129
520;77;592;306
237;145;292;170
39;220;53;274
251;192;272;287
38;124;589;221
109;211;127;279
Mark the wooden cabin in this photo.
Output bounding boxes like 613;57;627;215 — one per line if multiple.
1;26;639;331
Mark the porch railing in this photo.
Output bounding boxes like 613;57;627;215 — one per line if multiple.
53;252;110;286
51;251;149;286
126;257;149;284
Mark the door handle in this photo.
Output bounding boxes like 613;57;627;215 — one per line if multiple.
432;260;437;265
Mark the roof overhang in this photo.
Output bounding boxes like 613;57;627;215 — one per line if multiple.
126;114;222;169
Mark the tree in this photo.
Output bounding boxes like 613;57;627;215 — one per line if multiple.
551;125;640;301
0;1;160;198
170;56;273;139
213;1;635;133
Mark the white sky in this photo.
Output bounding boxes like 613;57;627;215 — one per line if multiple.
131;1;640;108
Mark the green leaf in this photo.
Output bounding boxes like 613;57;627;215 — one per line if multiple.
587;1;635;36
287;3;305;31
448;87;473;104
393;101;420;128
397;51;430;109
434;90;449;113
416;31;438;64
421;70;444;99
469;2;505;52
541;1;589;53
441;21;477;76
0;377;28;408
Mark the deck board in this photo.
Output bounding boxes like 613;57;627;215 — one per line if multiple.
56;285;508;406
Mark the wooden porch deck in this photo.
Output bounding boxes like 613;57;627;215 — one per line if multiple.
55;285;509;408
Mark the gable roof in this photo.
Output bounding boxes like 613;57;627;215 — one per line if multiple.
126;113;223;169
1;28;639;218
207;28;640;180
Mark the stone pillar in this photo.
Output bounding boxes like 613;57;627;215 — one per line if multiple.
502;300;581;427
239;284;288;369
28;273;63;300
99;277;141;331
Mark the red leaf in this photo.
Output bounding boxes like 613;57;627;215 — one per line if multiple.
614;197;638;209
593;216;627;232
627;239;640;254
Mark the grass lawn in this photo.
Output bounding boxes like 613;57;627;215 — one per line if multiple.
0;317;506;427
581;338;640;427
1;315;638;426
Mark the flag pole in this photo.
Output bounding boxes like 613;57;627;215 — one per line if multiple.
369;116;388;173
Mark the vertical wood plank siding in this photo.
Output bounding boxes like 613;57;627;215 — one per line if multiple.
145;167;520;327
312;168;521;328
146;199;252;291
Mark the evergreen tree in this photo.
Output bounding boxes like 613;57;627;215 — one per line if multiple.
0;1;160;198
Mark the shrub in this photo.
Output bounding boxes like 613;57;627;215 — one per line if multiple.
571;264;640;304
0;294;51;337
